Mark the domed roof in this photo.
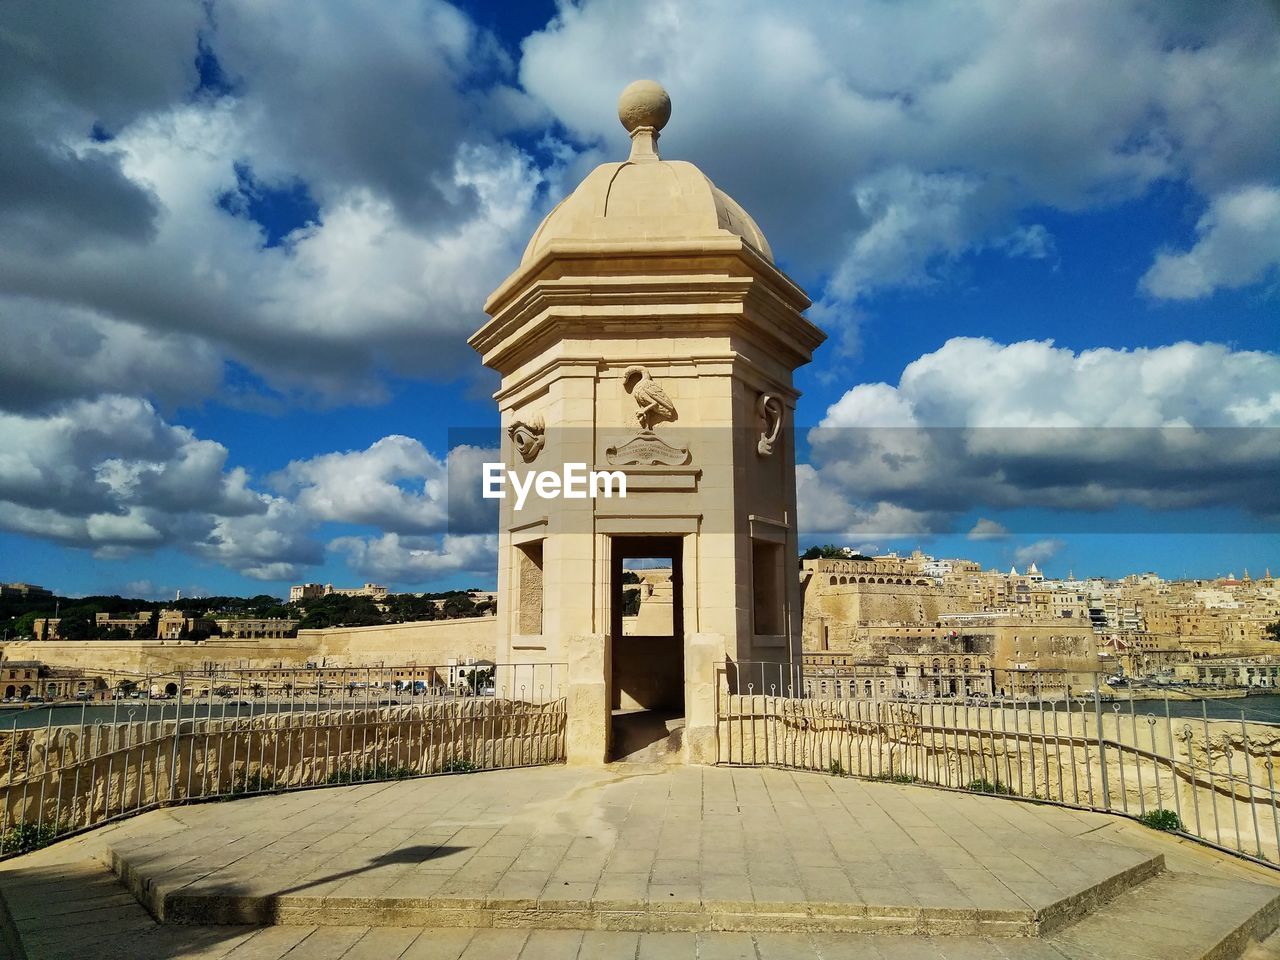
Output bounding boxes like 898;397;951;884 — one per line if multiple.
520;81;773;266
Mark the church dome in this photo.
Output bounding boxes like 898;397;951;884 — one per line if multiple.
520;81;773;266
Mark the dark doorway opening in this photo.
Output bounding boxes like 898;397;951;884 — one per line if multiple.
610;536;684;762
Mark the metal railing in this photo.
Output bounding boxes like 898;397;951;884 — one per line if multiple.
717;662;1280;867
0;663;566;857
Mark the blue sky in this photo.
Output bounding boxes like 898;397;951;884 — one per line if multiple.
0;0;1277;600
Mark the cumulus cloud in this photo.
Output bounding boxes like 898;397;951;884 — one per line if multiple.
0;397;497;583
272;436;449;534
1141;186;1280;299
802;338;1280;535
0;396;294;570
1013;539;1065;568
796;464;941;540
967;518;1010;541
196;497;322;581
0;0;560;410
521;0;1280;309
330;533;497;582
1;0;1277;420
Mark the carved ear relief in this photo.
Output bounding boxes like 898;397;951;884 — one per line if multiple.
508;415;546;463
757;393;783;456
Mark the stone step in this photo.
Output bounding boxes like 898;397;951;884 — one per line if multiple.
109;842;1163;937
1047;870;1280;960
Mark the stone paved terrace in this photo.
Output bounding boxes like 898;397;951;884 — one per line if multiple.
2;766;1280;959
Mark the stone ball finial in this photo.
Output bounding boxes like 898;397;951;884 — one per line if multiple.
618;80;671;133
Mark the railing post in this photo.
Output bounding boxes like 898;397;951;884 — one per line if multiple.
168;672;183;802
1093;686;1111;810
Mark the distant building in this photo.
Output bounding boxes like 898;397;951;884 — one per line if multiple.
1174;657;1280;688
94;611;155;637
31;618;60;640
214;618;297;640
289;582;389;602
157;609;216;640
0;660;107;700
0;582;53;599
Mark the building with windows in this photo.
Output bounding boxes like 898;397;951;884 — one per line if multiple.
0;582;52;599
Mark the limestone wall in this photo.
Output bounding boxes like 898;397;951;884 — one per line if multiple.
2;616;499;674
0;697;564;846
718;694;1280;863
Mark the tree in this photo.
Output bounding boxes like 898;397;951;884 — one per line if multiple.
622;588;642;617
462;666;495;693
1266;621;1280;643
55;610;95;640
801;544;872;561
296;594;383;630
443;594;478;619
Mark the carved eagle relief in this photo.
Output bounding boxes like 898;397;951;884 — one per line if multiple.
622;365;677;430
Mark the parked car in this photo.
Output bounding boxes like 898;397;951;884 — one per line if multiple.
25;695;45;704
75;691;94;701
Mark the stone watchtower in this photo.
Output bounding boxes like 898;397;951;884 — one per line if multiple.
470;81;824;764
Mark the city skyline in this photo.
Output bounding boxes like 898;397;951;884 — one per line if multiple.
2;1;1278;598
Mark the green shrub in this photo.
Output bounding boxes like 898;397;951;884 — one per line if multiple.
229;771;276;796
966;778;1013;795
1137;809;1183;832
829;760;845;777
325;762;414;785
872;773;918;784
441;759;478;774
0;821;64;855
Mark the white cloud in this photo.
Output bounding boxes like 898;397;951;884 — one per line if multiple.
195;497;322;581
0;396;322;576
1013;539;1065;568
796;464;941;539
0;394;499;584
521;0;1280;309
0;0;1275;420
1141;186;1280;299
330;533;497;582
803;338;1280;534
272;436;449;534
0;2;558;409
967;518;1010;541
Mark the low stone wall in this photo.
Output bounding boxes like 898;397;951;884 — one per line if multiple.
718;694;1280;863
2;615;499;673
0;697;564;849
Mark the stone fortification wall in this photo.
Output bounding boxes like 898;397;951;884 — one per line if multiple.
0;697;563;844
2;616;499;673
718;694;1280;863
802;574;978;654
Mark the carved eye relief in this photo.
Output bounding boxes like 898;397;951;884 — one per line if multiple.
508;415;546;463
